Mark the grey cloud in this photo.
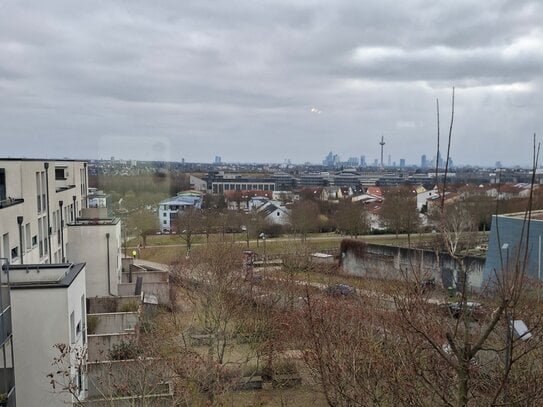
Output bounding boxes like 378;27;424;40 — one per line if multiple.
0;0;541;166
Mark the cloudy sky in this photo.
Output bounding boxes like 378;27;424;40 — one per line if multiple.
0;0;541;166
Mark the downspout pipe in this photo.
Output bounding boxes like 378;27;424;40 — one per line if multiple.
106;232;114;296
17;216;24;265
72;195;77;222
59;200;65;262
83;162;88;208
44;162;52;263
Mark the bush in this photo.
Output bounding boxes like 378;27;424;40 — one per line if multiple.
119;300;139;312
273;360;299;375
108;341;140;360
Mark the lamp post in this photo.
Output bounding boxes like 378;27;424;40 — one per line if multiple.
501;243;510;273
241;226;249;248
17;216;24;265
259;233;267;268
72;195;77;222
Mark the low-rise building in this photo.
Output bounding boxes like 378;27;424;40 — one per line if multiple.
2;262;88;406
67;208;122;298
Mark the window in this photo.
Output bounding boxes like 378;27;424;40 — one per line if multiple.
25;223;31;250
2;233;8;259
70;311;76;343
36;172;41;213
163;220;167;224
32;235;37;246
41;171;46;211
11;246;18;261
0;168;5;201
55;168;66;180
163;212;167;217
81;295;86;345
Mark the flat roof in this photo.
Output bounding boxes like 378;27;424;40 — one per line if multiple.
0;158;87;163
498;210;543;221
68;217;120;226
4;263;86;289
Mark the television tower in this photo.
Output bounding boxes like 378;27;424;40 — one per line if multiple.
379;135;385;168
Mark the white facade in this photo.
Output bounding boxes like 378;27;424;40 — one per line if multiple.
8;263;87;407
416;188;439;210
189;175;207;192
0;159;88;266
158;194;202;232
257;201;290;225
67;208;122;297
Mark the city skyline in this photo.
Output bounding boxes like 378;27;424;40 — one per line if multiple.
0;1;541;166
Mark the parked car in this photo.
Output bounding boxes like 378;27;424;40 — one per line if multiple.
446;301;483;319
325;283;356;297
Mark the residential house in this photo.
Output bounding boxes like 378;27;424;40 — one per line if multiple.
256;201;290;225
158;191;203;232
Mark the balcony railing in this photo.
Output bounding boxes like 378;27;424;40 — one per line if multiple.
0;198;24;209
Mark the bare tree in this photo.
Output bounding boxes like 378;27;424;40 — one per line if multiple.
379;185;419;239
174;207;202;254
290;199;320;241
333;200;369;238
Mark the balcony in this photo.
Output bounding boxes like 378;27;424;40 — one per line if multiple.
0;198;24;210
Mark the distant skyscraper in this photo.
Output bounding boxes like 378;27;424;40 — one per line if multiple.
373;158;379;166
495;161;502;168
421;154;427;169
436;152;443;168
214;156;222;164
347;157;359;166
360;155;366;167
323;151;334;166
388;154;391;167
399;159;406;168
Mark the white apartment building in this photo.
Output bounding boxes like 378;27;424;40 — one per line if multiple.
2;262;88;406
0;159;125;406
159;193;202;232
0;159;89;266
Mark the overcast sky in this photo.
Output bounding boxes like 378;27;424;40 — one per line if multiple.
1;0;541;166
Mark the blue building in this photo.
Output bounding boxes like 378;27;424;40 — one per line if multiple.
484;211;543;283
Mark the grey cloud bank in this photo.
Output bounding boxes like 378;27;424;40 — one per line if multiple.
0;0;541;166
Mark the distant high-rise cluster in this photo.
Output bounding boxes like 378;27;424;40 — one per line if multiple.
214;156;222;164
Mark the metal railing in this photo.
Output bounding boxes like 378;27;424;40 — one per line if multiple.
0;198;24;209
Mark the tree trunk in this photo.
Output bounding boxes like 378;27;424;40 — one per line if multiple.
457;360;470;407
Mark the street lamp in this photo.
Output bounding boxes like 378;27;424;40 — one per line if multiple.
501;243;510;272
259;233;267;268
241;225;249;248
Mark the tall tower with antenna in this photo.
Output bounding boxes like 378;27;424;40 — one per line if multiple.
379;135;385;168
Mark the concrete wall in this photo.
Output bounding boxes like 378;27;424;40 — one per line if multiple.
10;266;87;406
118;282;170;305
341;242;485;290
88;312;138;335
122;269;168;284
87;333;136;362
87;296;140;314
67;221;122;297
